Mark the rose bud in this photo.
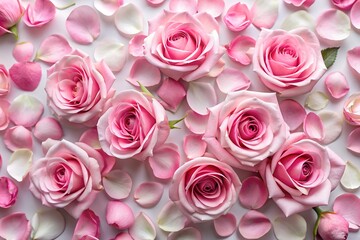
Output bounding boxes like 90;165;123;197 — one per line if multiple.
318;212;349;240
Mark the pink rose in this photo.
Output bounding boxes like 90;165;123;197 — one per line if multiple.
203;91;289;170
143;11;225;81
46;49;115;127
0;65;10;96
283;0;315;8
253;28;326;97
169;157;241;222
29;140;103;218
343;93;360;125
331;0;357;10
0;177;18;208
317;212;349;240
0;0;24;36
223;3;252;32
97;90;170;160
261;133;345;216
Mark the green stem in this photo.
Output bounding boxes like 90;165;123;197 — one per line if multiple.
312;207;323;240
313;207;323;217
137;81;154;98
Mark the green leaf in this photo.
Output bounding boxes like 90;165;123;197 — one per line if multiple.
169;115;186;129
321;47;339;69
137;81;154;98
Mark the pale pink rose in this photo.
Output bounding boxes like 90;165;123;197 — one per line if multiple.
0;177;18;208
0;0;24;36
143;11;225;82
29;140;103;218
253;28;326;97
169;157;241;222
261;133;345;216
223;3;252;32
317;212;349;240
46;49;115;127
0;65;10;96
203;91;289;170
283;0;315;8
343;93;360;125
97;90;170;160
72;209;100;240
331;0;357;10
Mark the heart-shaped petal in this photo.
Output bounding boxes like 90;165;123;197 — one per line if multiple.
127;58;161;87
213;213;236;237
319;111;343;144
129;212;156;240
216;68;251;93
8;94;44;127
303;112;325;142
94;40;127;72
157;201;187;232
13;42;34;62
239;210;272;239
279;99;306;131
183;134;207;159
134;181;163;208
4;126;33;151
33;117;63;142
239;176;268;209
9;62;42;91
325;72;349;99
103;169;132;200
31;209;65;240
106;201;135;230
73;209;100;239
184;110;209;135
23;0;56;27
305;91;329;111
187;81;217;115
156;78;186;112
0;213;31;240
36;34;72;64
148;143;180;180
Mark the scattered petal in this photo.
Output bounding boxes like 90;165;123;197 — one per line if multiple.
197;0;225;18
0;99;10;131
216;68;251;93
350;1;360;30
281;10;314;31
187;81;217;115
168;227;201;240
347;46;360;79
333;193;360;230
279;99;306;131
128;34;146;57
33;117;63;141
13;42;34;62
146;0;165;7
347;128;360;154
134;182;163;208
239;176;268;209
223;2;252;32
31;209;65;240
127;58;161;87
156;78;186;112
66;5;101;44
183;134;206;159
9;62;42;91
184;110;209;134
103;169;132;200
157;201;187;232
273;214;306;240
94;40;127;72
226;35;256;65
9;94;44;127
0;177;18;208
251;0;279;29
23;0;56;27
48;0;74;9
239;210;272;239
340;161;360;190
305;91;329;111
114;3;144;37
169;0;197;14
332;0;357;10
129;212;156;240
73;209;100;239
94;0;123;16
7;149;33;182
0;65;10;97
303;112;325;141
112;232;133;240
148;143;180;179
36;34;72;63
283;0;314;8
4;126;33;151
106;201;135;230
318;111;343;144
325;72;349;99
213;213;236;237
0;213;31;240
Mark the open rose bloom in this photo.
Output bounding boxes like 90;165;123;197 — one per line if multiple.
0;0;24;36
343;93;360;125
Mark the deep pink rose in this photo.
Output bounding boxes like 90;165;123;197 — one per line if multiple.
97;90;170;160
343;93;360;125
261;133;345;216
318;212;349;240
331;0;357;10
0;177;18;208
283;0;315;8
169;157;241;222
0;65;10;96
223;3;252;32
253;28;326;97
203;91;289;170
0;0;24;36
144;11;225;82
29;140;103;218
46;49;115;127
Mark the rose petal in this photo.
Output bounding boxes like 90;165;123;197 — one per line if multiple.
33;117;63;142
9;94;44;127
239;176;268;210
128;34;146;57
223;2;252;32
324;72;349;99
4;126;33;151
94;40;127;72
7;149;33;182
347;128;360;154
94;0;123;16
184;110;209;135
13;42;34;62
127;58;161;87
0;213;31;240
347;46;360;79
134;182;164;208
103;169;132;200
279;99;306;131
36;34;72;64
332;0;356;10
148;143;180;180
187;81;217;115
129;212;156;240
316;9;350;46
168;0;197;14
340;161;360;190
146;0;165;7
168;227;201;240
238;210;272;239
333;193;360;230
281;10;314;31
183;134;207;159
73;209;100;239
41;138;58;155
0;177;18;208
305;91;329;111
197;0;224;18
112;232;133;240
226;35;256;65
51;0;74;9
31;209;65;240
23;0;56;27
251;0;279;29
114;3;144;37
216;68;251;93
318;111;343;144
350;1;360;30
156;78;186;112
303;112;325;141
106;201;135;230
9;62;42;91
66;5;100;44
273;214;306;240
0;66;10;97
213;213;236;237
157;201;187;232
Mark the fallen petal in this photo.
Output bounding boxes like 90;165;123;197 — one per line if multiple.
239;176;268;210
7;149;33;182
106;201;135;230
183;134;207;159
31;209;65;240
129;212;156;240
73;209;100;239
305;91;329;111
8;94;44;127
134;181;163;208
187;81;217;115
33;117;63;141
281;10;314;31
347;46;360;79
0;177;18;208
197;0;225;18
36;34;72;64
226;35;256;65
51;0;74;9
0;65;10;97
347;128;360;154
156;78;186;112
168;227;201;240
325;72;349;99
251;0;279;29
23;0;56;27
103;169;132;199
279;99;306;131
94;40;127;72
4;126;33;151
303;112;325;141
13;42;34;62
283;0;314;8
184;110;209;134
148;143;180;180
213;213;236;237
332;0;357;10
112;232;133;240
9;62;42;91
238;210;272;239
94;0;123;16
273;214;306;240
340;161;360;190
146;0;165;7
0;99;10;131
223;2;252;32
318;111;343;144
216;68;251;93
333;193;360;230
157;201;187;232
128;34;146;57
168;0;197;14
127;58;161;87
114;3;144;37
0;213;31;240
350;1;360;30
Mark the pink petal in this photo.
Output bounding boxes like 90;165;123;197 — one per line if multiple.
72;209;100;239
347;128;360;154
183;134;206;159
197;0;225;18
0;177;18;208
0;213;31;240
315;9;350;46
325;72;349;99
106;201;135;230
187;81;217;115
350;1;360;30
33;117;63;142
103;169;132;200
156;78;186;112
7;149;33;182
114;3;144;37
333;193;360;230
225;35;256;65
8;94;44;127
279;99;306;131
134;182;163;208
146;0;165;7
127;58;161;87
216;68;251;93
4;126;33;151
157;201;187;232
66;5;100;44
0;99;10;131
238;210;272;239
251;0;279;29
239;176;268;210
223;2;252;32
9;62;42;91
79;129;101;149
129;212;156;240
23;0;56;27
12;42;34;62
169;0;197;14
148;143;180;180
332;0;357;10
168;227;201;240
283;0;314;8
111;232;133;240
128;34;146;57
94;40;127;72
36;34;72;64
94;0;123;16
0;65;10;97
213;213;237;237
347;46;360;79
303;112;325;142
184;110;209;135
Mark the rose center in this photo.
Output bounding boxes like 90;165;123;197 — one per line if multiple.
301;161;313;180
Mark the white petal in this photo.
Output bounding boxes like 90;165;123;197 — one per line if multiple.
251;0;279;29
7;149;33;182
94;0;123;16
114;3;144;37
51;0;74;9
340;161;360;190
8;94;44;127
157;201;187;232
129;212;156;240
94;40;127;72
103;169;132;200
305;91;329;111
281;10;314;31
318;111;343;144
273;214;307;240
134;182;163;208
187;81;217;115
31;209;65;240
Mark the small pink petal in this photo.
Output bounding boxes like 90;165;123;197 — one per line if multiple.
129;212;156;240
187;81;217;115
226;35;256;65
157;201;187;232
0;213;31;240
4;126;33;151
223;2;252;32
0;65;10;97
347;46;360;79
213;213;236;237
106;201;134;230
112;232;133;240
251;0;279;29
8;94;44;127
148;143;180;180
13;42;34;62
183;134;206;159
103;169;132;200
197;0;225;18
23;0;56;27
168;227;201;240
0;177;18;208
114;3;144;37
73;209;100;239
0;99;10;131
128;35;146;57
66;5;100;44
216;68;251;93
36;34;72;64
238;210;272;239
350;1;360;30
184;110;209;134
325;72;349;99
79;128;101;149
94;0;123;16
134;182;163;208
7;149;33;182
94;40;127;72
332;0;357;10
279;99;306;131
33;117;63;142
239;176;268;209
9;62;42;91
333;193;360;230
347;128;360;154
146;0;165;7
283;0;315;8
169;0;197;14
303;112;325;141
156;78;186;112
127;58;161;87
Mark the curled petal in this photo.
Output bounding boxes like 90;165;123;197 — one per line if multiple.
333;193;360;230
4;126;33;151
169;0;197;14
303;112;325;142
305;91;329;111
156;78;186;112
283;0;314;8
347;46;360;79
168;227;201;240
340;161;360;190
134;182;163;208
223;2;252;32
0;65;10;97
129;212;156;240
13;42;34;62
187;81;217;115
33;117;63;141
239;210;272;239
31;209;65;240
9;62;42;91
114;3;144;37
148;143;180;180
279;99;306;131
319;111;343;144
127;58;161;87
281;10;314;31
146;0;165;7
0;177;18;208
332;0;356;10
273;214;306;240
226;35;256;65
0;213;31;240
213;213;236;237
23;0;56;27
157;201;187;232
351;1;360;30
0;99;10;131
7;149;33;182
106;201;135;230
325;72;349;99
94;0;123;16
36;34;72;64
9;94;44;127
251;0;279;29
94;40;127;72
347;128;360;154
197;0;225;18
73;209;100;239
103;169;132;200
183;134;207;159
239;176;268;209
216;68;251;93
128;34;146;57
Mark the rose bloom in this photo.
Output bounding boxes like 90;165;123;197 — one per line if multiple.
0;177;18;208
46;49;115;127
0;0;24;36
203;91;289;170
169;157;241;222
0;65;10;96
331;0;357;10
143;11;225;82
223;2;252;32
283;0;315;8
261;133;345;216
97;90;170;160
318;212;349;240
253;28;326;97
343;93;360;125
29;140;103;218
